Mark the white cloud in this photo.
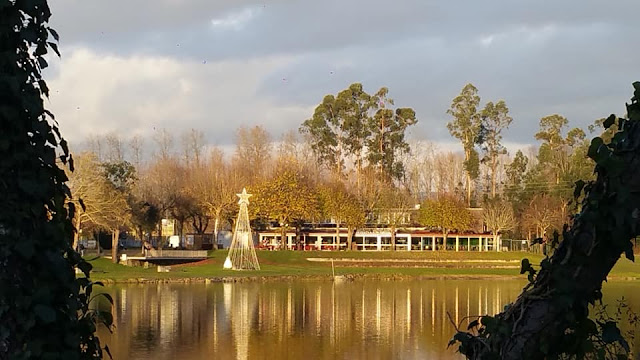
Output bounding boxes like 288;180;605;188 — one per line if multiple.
477;24;557;48
45;48;308;147
211;7;259;31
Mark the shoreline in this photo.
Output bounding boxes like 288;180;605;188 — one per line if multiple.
94;272;640;285
85;251;640;285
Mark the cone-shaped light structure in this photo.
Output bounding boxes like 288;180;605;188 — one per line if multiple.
224;188;260;270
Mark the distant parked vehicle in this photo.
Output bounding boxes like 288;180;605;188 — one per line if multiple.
169;235;181;248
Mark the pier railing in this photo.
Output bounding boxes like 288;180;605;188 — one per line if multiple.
146;249;208;258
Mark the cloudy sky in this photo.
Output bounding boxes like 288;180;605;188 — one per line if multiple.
45;0;639;155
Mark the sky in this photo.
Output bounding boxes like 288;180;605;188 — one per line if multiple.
45;0;640;156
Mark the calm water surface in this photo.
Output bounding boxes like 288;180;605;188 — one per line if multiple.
98;280;640;360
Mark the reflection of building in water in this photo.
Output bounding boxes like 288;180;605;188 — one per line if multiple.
101;280;528;360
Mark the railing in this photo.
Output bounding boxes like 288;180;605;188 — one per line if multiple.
500;239;531;252
145;249;208;258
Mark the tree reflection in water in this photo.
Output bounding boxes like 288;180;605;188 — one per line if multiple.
98;280;640;360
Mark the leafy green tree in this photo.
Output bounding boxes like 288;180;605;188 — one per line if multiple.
419;196;473;250
301;83;376;179
534;115;594;214
504;150;528;202
447;83;482;206
367;87;418;181
251;169;319;249
502;150;531;238
0;1;109;357
101;160;136;192
300;94;345;176
480;100;513;197
130;201;160;253
535;114;581;186
336;83;373;183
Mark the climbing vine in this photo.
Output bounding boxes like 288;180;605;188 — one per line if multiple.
0;1;110;359
451;82;640;359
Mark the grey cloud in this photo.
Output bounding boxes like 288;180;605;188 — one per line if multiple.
49;0;639;61
46;0;640;150
254;18;638;146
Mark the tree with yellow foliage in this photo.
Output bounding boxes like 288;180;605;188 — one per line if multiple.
419;196;473;250
318;182;365;250
251;169;319;249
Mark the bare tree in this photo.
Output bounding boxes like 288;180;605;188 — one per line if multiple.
377;186;414;250
86;134;105;162
404;140;437;202
129;135;144;169
153;128;174;161
67;152;108;250
181;128;205;167
433;151;465;198
482;199;515;251
142;156;184;245
67;152;130;262
104;132;125;163
523;194;560;240
187;148;239;247
234;125;272;183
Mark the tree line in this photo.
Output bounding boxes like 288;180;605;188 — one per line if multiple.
70;83;609;260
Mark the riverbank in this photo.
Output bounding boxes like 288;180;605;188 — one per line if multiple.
84;250;640;283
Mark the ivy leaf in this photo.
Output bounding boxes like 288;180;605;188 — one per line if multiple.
48;42;60;57
15;241;35;259
48;28;59;41
574;180;585;199
37;57;48;70
34;304;56;324
60;138;69;157
99;311;113;327
587;137;604;161
603;114;616;129
528;273;535;283
38;80;49;97
601;321;622;343
68;153;74;172
520;258;531;275
100;292;114;305
77;260;92;276
531;238;544;245
481;316;496;331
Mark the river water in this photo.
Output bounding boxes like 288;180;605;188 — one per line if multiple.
98;280;640;359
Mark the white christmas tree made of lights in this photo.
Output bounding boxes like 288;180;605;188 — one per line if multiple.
223;188;260;270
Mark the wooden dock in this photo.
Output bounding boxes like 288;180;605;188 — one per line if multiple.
112;250;208;266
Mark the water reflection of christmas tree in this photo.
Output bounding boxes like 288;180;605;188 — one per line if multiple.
224;188;260;270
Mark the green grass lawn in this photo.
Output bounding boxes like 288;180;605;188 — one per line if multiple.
83;250;640;282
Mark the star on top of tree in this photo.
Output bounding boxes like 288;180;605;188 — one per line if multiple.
237;188;252;205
